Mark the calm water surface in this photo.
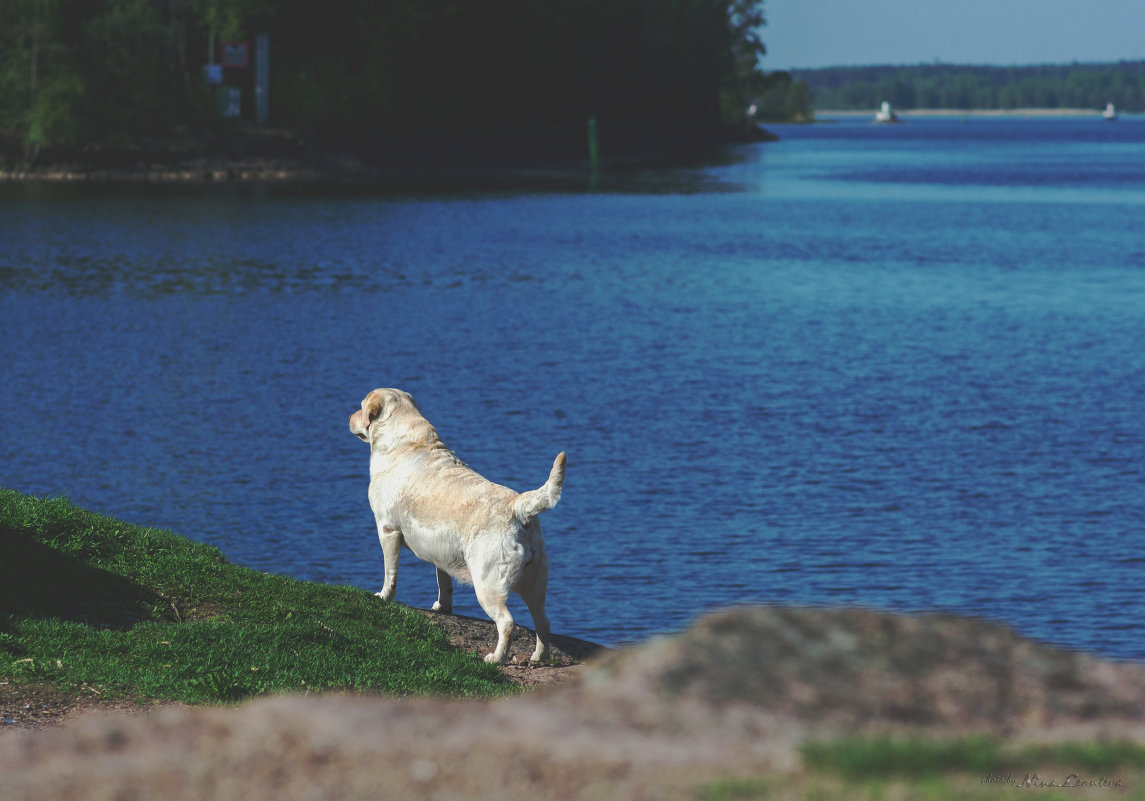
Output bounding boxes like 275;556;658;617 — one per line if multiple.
2;116;1143;658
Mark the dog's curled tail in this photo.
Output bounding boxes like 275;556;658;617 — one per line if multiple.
513;452;566;523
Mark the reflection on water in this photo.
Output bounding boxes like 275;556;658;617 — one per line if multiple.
0;146;756;297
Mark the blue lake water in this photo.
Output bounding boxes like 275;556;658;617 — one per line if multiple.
2;116;1143;659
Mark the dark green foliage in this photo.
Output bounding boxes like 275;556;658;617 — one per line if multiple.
751;70;813;121
260;0;768;137
0;0;769;160
795;62;1145;111
0;0;85;160
0;488;513;704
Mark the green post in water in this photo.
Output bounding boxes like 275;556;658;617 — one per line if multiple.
587;117;600;172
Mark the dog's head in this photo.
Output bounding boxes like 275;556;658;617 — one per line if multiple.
348;388;423;446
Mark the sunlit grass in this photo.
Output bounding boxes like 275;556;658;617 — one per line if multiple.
0;488;513;704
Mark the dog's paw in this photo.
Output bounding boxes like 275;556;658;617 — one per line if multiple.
483;652;505;665
430;601;452;614
375;589;395;602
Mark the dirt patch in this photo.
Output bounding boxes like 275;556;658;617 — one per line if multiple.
413;609;608;689
0;680;174;732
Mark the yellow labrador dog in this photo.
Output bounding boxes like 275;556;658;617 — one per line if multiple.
349;388;565;664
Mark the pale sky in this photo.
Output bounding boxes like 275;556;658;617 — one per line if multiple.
763;0;1145;70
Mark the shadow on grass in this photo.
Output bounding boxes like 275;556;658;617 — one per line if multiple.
0;531;165;633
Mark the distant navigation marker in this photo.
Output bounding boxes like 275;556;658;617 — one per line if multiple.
874;101;901;124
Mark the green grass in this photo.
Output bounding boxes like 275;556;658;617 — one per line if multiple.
800;735;1003;779
694;737;1145;801
801;736;1145;779
0;489;513;704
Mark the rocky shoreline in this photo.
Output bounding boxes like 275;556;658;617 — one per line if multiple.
0;161;369;184
0;124;776;188
0;145;390;185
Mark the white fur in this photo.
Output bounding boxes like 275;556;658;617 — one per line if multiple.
349;388;565;664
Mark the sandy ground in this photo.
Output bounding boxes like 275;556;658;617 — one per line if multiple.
3;607;1144;801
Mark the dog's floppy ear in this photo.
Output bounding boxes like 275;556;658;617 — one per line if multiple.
364;392;386;425
350;390;388;442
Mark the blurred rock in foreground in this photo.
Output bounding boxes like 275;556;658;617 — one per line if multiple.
578;606;1145;733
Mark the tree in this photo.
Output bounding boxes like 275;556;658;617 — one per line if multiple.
0;0;83;161
719;0;767;125
753;70;813;121
795;62;1145;113
1;0;774;158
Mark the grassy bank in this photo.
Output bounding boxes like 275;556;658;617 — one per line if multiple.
0;489;512;709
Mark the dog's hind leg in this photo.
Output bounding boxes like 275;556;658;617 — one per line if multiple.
475;588;514;664
517;571;551;663
521;592;551;663
431;567;453;613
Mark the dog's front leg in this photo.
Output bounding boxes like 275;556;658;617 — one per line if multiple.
375;525;402;601
431;567;453;613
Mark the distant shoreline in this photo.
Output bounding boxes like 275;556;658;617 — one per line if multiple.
815;107;1125;118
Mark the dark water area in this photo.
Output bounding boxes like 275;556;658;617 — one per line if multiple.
3;116;1143;659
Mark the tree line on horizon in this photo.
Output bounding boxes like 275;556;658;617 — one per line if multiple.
795;62;1145;112
0;0;776;163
